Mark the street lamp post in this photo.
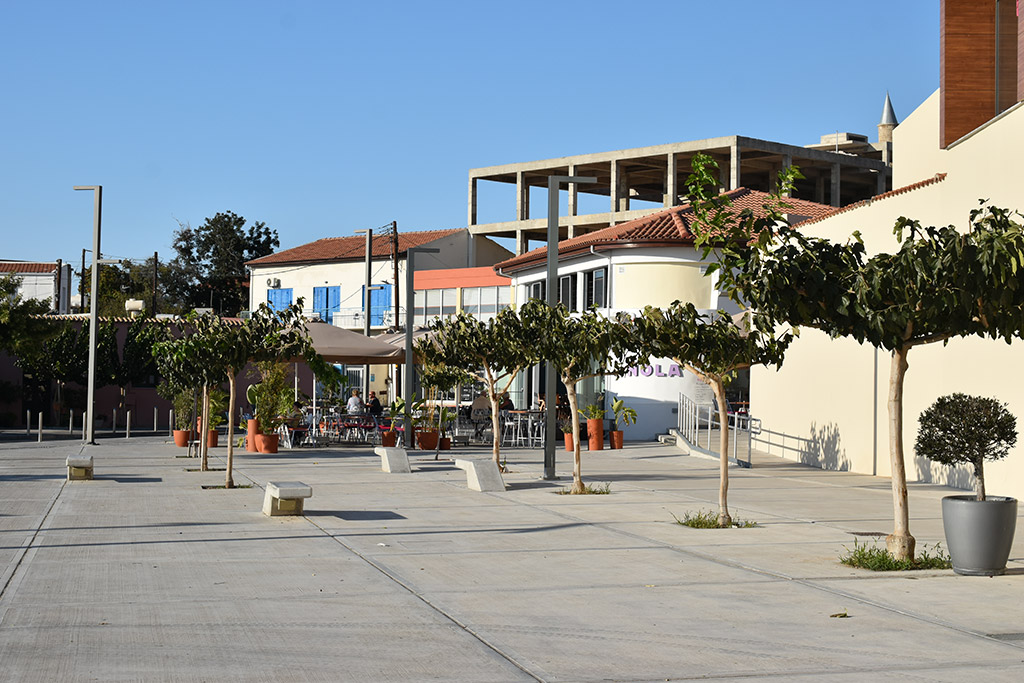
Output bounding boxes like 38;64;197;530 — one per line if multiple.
355;228;373;400
73;185;107;446
403;246;439;448
543;175;596;479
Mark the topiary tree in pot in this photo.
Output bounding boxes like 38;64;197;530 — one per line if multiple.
916;393;1018;575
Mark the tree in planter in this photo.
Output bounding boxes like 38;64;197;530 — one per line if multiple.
688;150;1024;557
417;309;538;471
916;393;1017;501
521;299;633;494
417;362;473;459
626;304;792;526
609;398;638;448
248;360;292;438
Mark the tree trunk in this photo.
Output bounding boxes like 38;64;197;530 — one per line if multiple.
200;385;210;472
885;346;916;561
566;381;584;494
976;461;986;502
711;378;732;528
488;388;504;470
225;373;236;489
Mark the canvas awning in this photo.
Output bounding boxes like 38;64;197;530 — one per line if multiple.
303;322;405;364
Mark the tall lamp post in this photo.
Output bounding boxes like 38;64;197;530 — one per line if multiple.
402;246;439;448
543;175;596;479
354;228;374;400
74;185;117;446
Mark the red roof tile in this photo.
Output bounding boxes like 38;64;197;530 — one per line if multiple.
794;173;948;228
495;188;833;273
0;262;59;274
246;228;464;267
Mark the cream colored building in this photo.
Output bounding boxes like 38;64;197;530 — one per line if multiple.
751;90;1024;498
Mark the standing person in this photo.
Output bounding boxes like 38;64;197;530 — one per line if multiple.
346;389;365;415
367;391;382;417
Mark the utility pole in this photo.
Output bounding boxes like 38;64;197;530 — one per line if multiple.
152;251;158;316
80;248;86;305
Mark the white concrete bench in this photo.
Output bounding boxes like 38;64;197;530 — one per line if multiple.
454;458;505;492
263;481;312;516
374;446;411;473
66;455;94;481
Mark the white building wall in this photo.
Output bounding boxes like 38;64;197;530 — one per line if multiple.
750;92;1024;500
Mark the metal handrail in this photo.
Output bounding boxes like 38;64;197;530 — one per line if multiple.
677;393;759;467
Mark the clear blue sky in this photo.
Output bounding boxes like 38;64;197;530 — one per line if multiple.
1;1;938;278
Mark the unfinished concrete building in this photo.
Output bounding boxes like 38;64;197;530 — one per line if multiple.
468;132;893;254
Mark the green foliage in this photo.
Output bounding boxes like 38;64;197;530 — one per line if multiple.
671;510;757;528
207;388;229;429
580;403;606;420
0;273;53;356
610;398;637;429
839;540;951;571
249;361;292;432
387;397;405;431
168;212;279;316
558;417;575;433
916;393;1017;500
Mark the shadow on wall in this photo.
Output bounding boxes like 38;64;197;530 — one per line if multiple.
913;455;975;492
801;421;851;471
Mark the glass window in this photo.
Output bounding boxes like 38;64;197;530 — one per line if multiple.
559;274;577;311
480;286;497;314
425;289;441;318
585;268;607;308
463;287;479;316
529;281;545;301
441;288;457;317
497;286;511;311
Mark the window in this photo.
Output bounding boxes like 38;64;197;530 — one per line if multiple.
463;287;479;317
313;286;340;324
585;268;606;308
441;288;457;317
529;281;545;301
480;286;497;321
267;288;293;312
425;289;441;318
414;290;426;328
497;286;511;312
558;274;577;311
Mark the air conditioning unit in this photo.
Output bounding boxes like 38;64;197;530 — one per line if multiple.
266;278;281;288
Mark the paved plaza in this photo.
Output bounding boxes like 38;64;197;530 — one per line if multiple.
1;434;1023;681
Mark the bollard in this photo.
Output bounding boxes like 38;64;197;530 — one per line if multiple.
169;409;174;437
26;410;30;436
153;406;158;433
69;409;74;434
37;412;43;443
112;408;118;435
126;411;131;439
82;412;87;442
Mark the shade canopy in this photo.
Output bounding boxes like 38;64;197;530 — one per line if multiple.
302;322;406;364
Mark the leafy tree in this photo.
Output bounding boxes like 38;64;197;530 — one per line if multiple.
80;257;185;317
708;196;1024;560
0;273;52;356
521;300;633;494
916;393;1017;501
168;212;279;316
625;305;792;526
417;310;538;470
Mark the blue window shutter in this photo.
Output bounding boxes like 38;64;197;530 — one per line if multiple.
369;284;392;326
267;288;293;312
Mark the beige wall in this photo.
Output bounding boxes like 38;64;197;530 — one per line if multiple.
752;95;1024;500
614;262;711;310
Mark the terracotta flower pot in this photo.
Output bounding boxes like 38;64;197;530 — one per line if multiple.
417;430;439;450
255;433;279;454
246;419;261;453
207;429;218;448
172;429;193;448
439;436;452;450
382;431;398;447
609;430;624;449
587;418;603;451
564;433;574;450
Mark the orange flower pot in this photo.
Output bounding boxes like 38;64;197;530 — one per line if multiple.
609;430;624;449
255;433;279;454
587;418;603;451
382;431;398;447
245;419;261;453
172;429;193;448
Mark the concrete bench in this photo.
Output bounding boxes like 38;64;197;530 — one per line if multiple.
66;455;94;481
454;458;505;492
263;481;312;516
374;446;411;474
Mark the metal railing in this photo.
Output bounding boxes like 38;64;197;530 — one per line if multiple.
751;427;814;461
300;307;398;329
677;393;761;468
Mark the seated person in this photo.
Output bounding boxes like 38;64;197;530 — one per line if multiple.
535;393;546;411
499;392;514;411
346;389;365;415
367;391;383;417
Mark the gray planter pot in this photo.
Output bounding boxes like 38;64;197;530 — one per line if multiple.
941;495;1017;576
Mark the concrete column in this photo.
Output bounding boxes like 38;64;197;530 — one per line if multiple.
610;160;620;215
830;163;841;207
468;177;477;226
567;164;578;217
515;230;528;255
616;168;629;212
567;225;577;239
718;158;728;193
729;145;741;190
815;174;825;204
664;152;677;206
876;170;887;195
516;172;529;221
780;154;792;197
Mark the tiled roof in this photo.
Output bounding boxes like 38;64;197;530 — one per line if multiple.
795;173;948;228
0;262;58;274
495;188;833;272
246;228;464;267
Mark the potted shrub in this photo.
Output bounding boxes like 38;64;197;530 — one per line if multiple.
580;403;606;451
608;398;637;450
244;384;261;453
916;393;1018;576
382;398;404;447
250;361;291;454
559;417;575;451
438;406;457;450
205;388;228;448
169;386;196;448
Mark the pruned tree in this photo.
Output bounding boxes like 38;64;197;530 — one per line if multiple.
520;300;633;494
417;309;538;470
625;305;792;526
